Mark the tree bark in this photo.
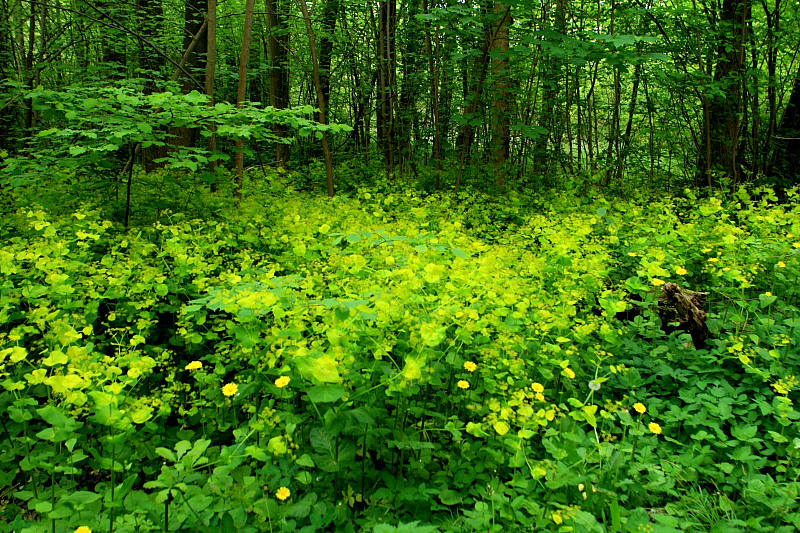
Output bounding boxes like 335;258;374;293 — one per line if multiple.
298;0;335;197
376;0;397;174
318;0;340;109
490;2;513;187
423;0;442;187
773;71;800;184
266;0;291;168
234;0;256;200
701;0;749;186
533;0;568;176
205;0;219;190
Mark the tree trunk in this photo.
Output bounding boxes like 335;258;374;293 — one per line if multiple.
0;0;18;149
266;0;291;168
455;3;492;190
533;0;568;176
490;2;513;186
701;0;749;186
206;0;219;189
298;0;335;197
423;0;442;187
318;0;340;110
376;0;397;174
173;0;208;149
398;0;423;175
773;71;800;184
234;0;256;199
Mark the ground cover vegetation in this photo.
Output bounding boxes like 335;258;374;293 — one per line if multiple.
3;0;800;531
1;175;800;532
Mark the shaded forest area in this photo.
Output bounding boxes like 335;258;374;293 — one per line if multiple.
2;0;800;196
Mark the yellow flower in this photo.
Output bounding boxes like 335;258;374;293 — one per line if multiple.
765;292;773;297
675;266;688;275
649;422;662;435
222;383;238;397
652;278;665;286
75;528;92;533
778;261;787;268
633;402;647;414
563;368;576;379
708;257;719;263
532;382;544;393
464;361;477;372
457;380;470;389
628;252;638;257
794;243;800;248
275;486;291;500
275;376;291;388
535;392;545;402
185;361;203;371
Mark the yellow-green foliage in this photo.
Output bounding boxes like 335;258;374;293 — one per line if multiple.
1;182;799;532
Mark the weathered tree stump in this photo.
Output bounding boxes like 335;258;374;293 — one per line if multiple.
658;283;710;349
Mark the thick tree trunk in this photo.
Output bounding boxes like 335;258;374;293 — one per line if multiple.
701;0;749;187
773;72;800;184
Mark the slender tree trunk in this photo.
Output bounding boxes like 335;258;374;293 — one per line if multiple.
490;2;513;186
533;0;568;176
398;0;423;175
172;0;208;149
298;0;335;196
23;0;36;133
455;3;493;190
423;0;442;187
376;0;397;174
206;0;218;190
0;0;17;149
318;0;340;109
234;0;256;199
135;0;163;80
137;0;165;171
266;0;291;168
616;63;641;182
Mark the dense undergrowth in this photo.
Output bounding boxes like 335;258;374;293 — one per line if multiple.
1;170;799;533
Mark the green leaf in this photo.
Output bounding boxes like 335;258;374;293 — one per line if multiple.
402;356;423;380
306;384;345;403
60;490;101;508
296;454;315;467
155;447;176;462
36;406;72;428
296;353;341;383
44;374;83;393
438;490;463;505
